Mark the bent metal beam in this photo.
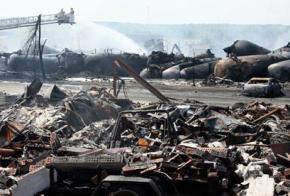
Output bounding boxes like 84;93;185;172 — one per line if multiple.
114;59;170;103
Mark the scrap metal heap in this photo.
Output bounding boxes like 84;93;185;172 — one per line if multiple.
0;79;288;195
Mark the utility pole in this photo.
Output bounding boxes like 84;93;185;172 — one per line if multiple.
38;15;46;80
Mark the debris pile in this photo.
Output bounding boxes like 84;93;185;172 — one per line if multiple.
199;74;235;86
0;79;288;195
105;102;289;195
140;50;218;80
51;101;289;195
0;79;134;195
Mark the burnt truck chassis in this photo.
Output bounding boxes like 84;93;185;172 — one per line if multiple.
45;109;222;196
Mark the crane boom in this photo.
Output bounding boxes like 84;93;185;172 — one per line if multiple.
0;11;75;30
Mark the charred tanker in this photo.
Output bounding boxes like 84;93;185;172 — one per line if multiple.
215;55;277;81
224;40;270;56
268;60;290;81
58;49;85;73
8;54;59;74
180;60;218;79
85;53;147;76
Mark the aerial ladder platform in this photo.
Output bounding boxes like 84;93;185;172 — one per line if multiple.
0;9;75;30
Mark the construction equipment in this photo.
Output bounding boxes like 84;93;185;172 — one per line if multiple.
171;43;182;55
0;9;75;31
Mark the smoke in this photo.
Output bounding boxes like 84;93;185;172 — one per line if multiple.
1;22;289;57
273;29;290;49
100;23;290;57
161;24;290;57
0;21;146;54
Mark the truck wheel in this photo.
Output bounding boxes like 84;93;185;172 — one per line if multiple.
108;185;148;196
109;189;139;196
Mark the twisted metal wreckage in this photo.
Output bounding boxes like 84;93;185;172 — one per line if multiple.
0;60;288;196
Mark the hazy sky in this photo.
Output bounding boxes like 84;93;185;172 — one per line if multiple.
1;0;290;25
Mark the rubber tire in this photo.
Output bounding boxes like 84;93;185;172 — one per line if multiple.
109;189;139;196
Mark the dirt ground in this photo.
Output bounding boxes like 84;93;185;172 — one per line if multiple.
0;78;290;106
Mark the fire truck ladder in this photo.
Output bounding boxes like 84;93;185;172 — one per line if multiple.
0;11;75;30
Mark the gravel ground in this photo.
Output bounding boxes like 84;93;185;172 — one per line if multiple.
0;78;289;107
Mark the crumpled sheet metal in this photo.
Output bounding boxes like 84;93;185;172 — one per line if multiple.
0;80;135;193
0;121;24;147
0;78;289;195
106;101;290;195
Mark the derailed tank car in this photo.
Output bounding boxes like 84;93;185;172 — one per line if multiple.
85;53;147;76
223;40;270;56
268;60;290;81
180;60;217;79
58;49;85;73
8;54;59;74
214;54;286;81
6;50;147;77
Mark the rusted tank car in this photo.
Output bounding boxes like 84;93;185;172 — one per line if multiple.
214;55;283;81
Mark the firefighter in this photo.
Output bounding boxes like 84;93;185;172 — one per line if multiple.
57;9;65;24
69;8;75;24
